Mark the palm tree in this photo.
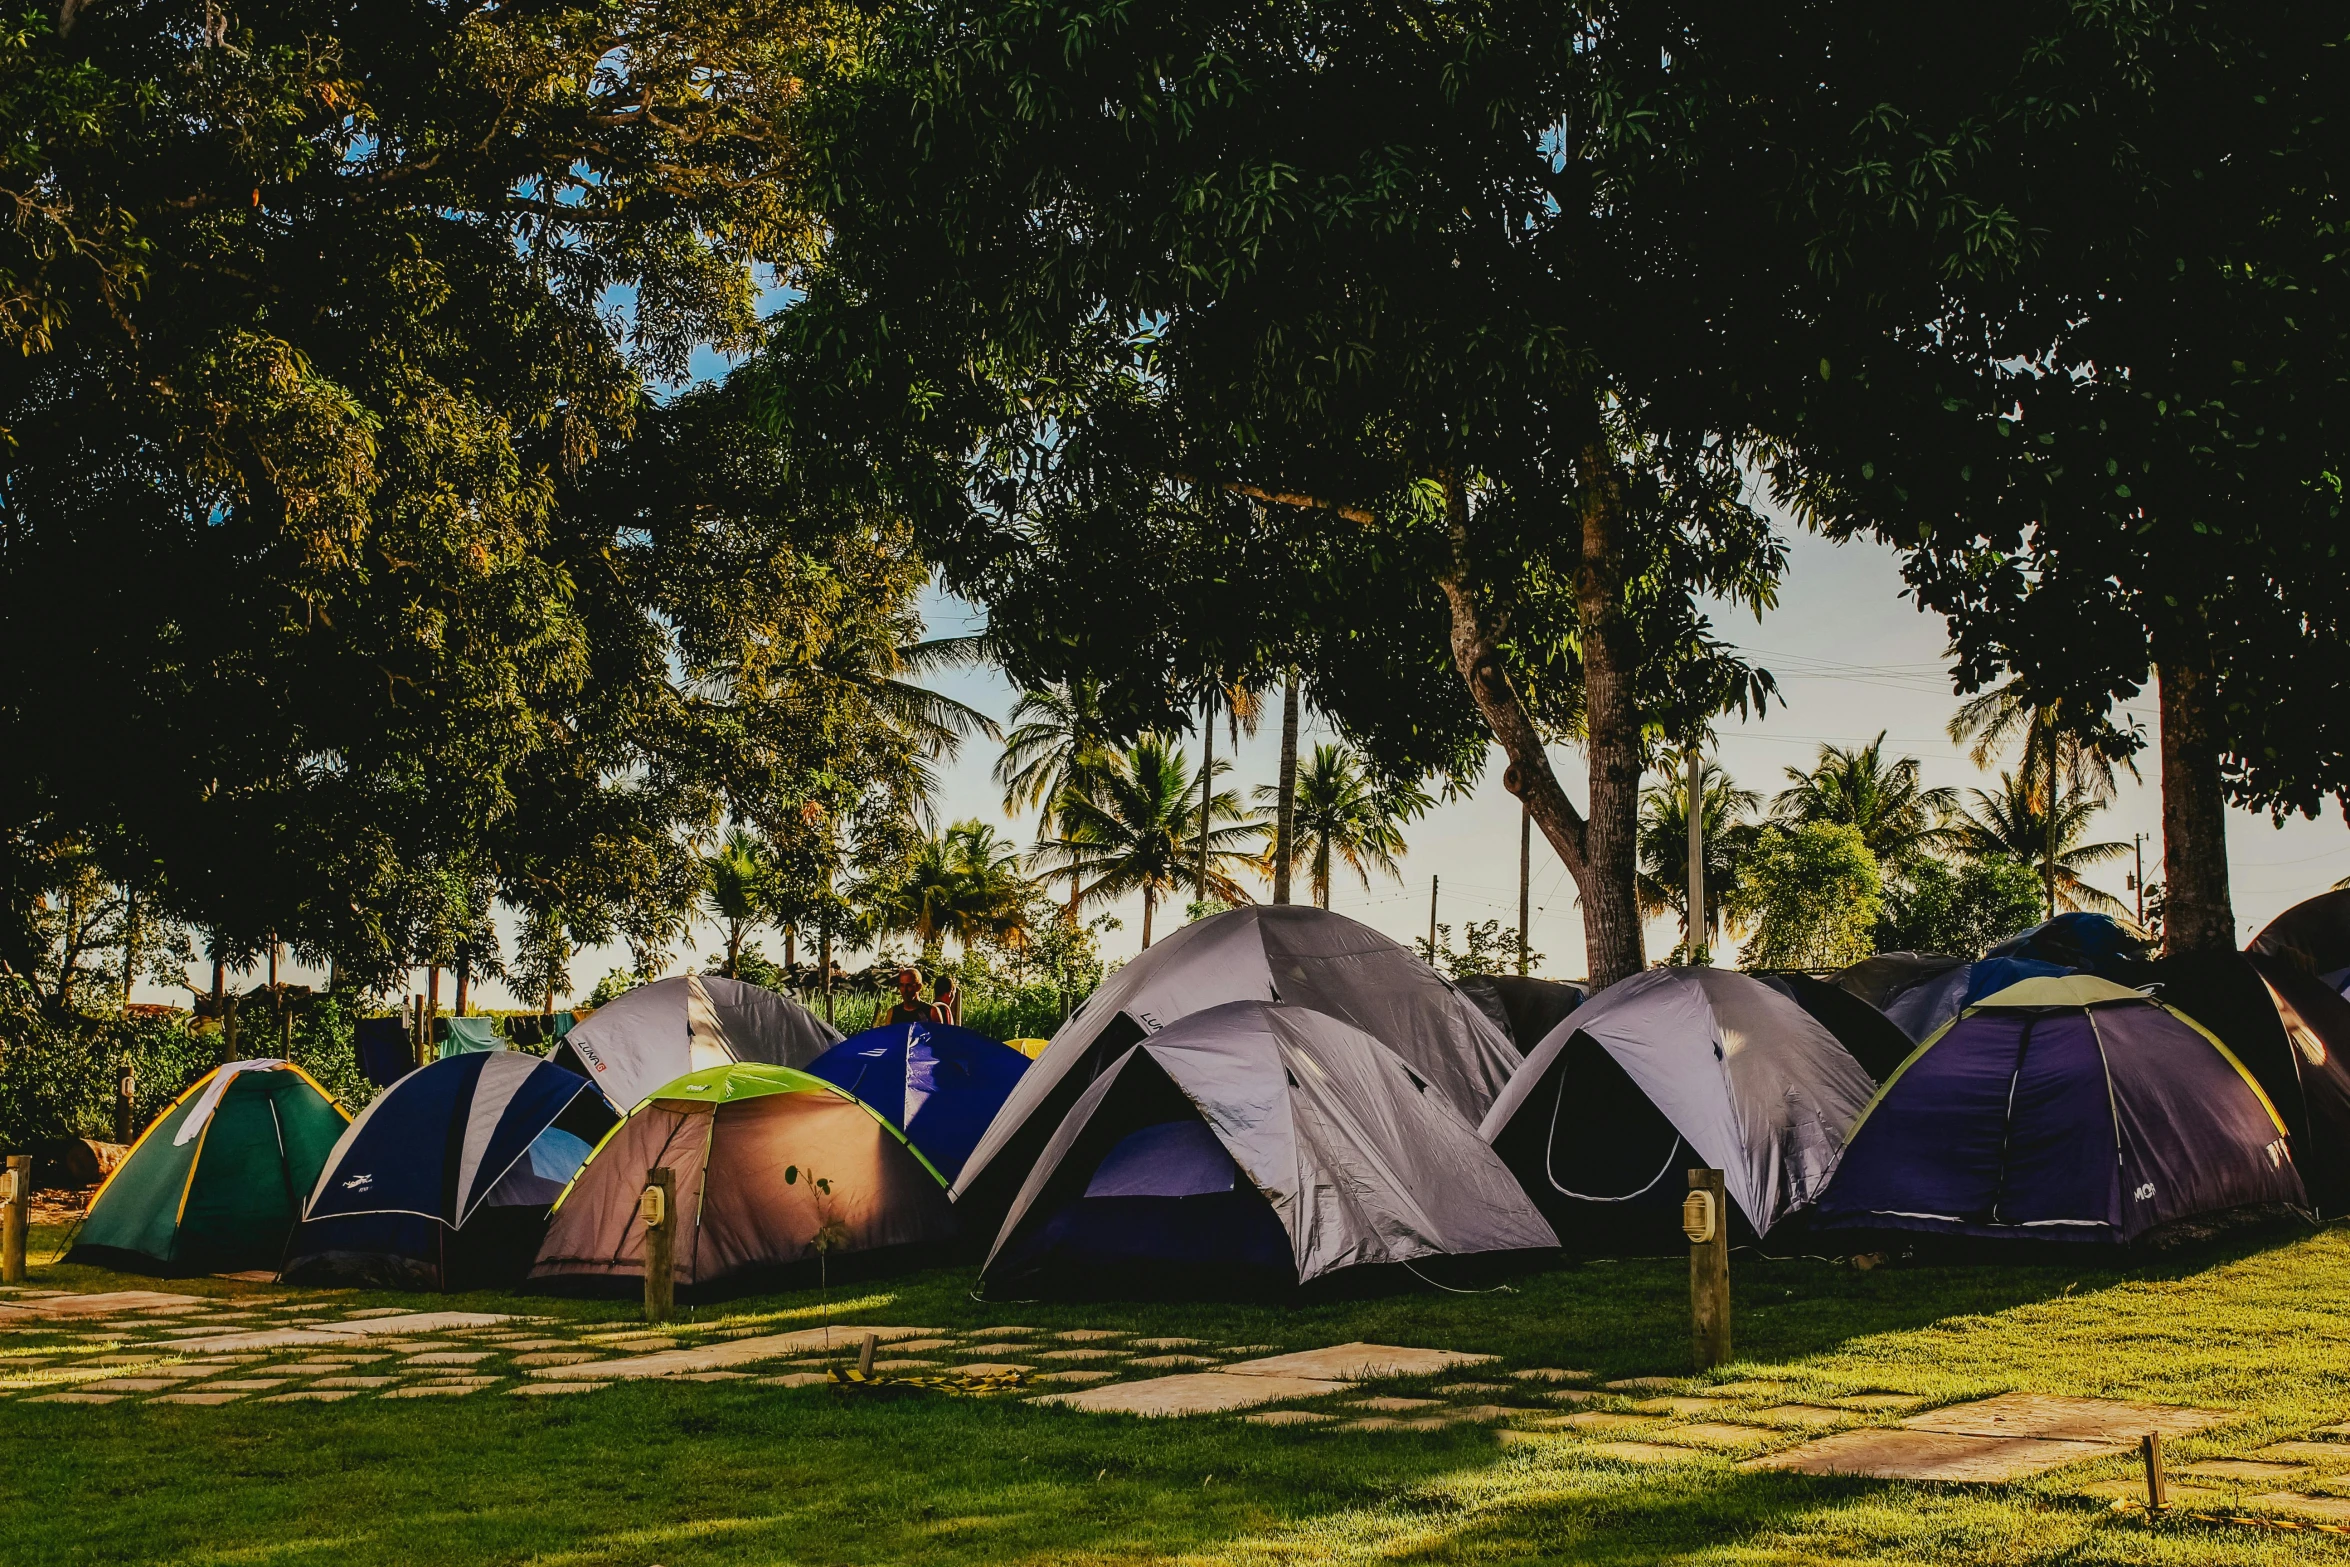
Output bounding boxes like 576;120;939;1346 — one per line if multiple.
995;679;1119;917
1956;772;2133;917
1947;679;2141;917
864;820;1034;959
1255;743;1429;911
702;828;776;978
1035;737;1260;947
1772;732;1958;868
818;612;1003;806
1637;761;1761;956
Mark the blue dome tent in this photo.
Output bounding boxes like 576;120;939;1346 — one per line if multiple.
801;1021;1029;1184
281;1051;616;1290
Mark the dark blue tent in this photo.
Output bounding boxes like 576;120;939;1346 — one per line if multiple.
281;1050;616;1290
802;1022;1029;1184
1988;912;2153;978
1819;975;2304;1243
1884;956;2073;1042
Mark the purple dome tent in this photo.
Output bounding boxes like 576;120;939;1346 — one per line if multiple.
1817;976;2304;1243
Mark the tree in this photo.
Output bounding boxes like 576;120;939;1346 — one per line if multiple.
1878;855;2046;961
994;679;1120;917
768;0;1793;990
703;830;780;980
1955;775;2132;919
1770;734;1957;872
1637;761;1760;961
864;820;1033;959
1726;824;1884;973
1417;921;1541;982
1255;745;1429;912
1034;738;1259;948
1;0;878;995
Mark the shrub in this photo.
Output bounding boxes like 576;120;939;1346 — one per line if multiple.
1728;823;1884;971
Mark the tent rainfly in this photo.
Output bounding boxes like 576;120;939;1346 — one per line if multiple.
983;1001;1557;1298
70;1060;351;1274
1883;956;2073;1043
2252;889;2350;978
282;1051;617;1289
1816;976;2305;1242
800;1021;1029;1184
1830;951;1965;1013
1758;971;1917;1082
2152;952;2350;1216
554;974;842;1114
953;906;1521;1220
1455;974;1586;1054
1987;913;2154;978
529;1063;955;1297
1479;968;1877;1241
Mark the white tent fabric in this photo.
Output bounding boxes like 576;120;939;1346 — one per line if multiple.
987;1001;1556;1285
562;975;840;1112
1479;968;1874;1235
174;1059;291;1146
954;906;1520;1202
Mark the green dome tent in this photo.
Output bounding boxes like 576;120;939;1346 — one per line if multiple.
70;1059;351;1274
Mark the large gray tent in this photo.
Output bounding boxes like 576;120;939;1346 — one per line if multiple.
983;1000;1557;1296
952;906;1521;1219
1480;967;1875;1240
555;975;841;1113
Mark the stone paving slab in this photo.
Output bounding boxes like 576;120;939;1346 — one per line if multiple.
2250;1492;2350;1522
83;1377;189;1392
680;1371;753;1381
1705;1381;1791;1397
1586;1441;1708;1464
1545;1389;1604;1405
1132;1355;1217;1369
1224;1343;1493;1381
315;1313;512;1337
2171;1458;2311;1482
1901;1392;2231;1443
514;1382;606;1396
311;1377;398;1389
972;1326;1038;1336
151;1392;246;1406
1131;1337;1206;1350
1040;1348;1120;1362
265;1390;357;1403
405;1352;492;1365
1244;1410;1338;1426
1748;1428;2120;1481
1034;1369;1117;1385
1510;1368;1592;1384
2254;1441;2350;1464
1655;1422;1776;1449
1751;1405;1855;1429
1056;1329;1127;1342
2313;1423;2350;1440
1836;1394;1924;1411
758;1373;831;1388
514;1353;603;1367
28;1391;124;1404
961;1342;1035;1356
500;1339;574;1351
1638;1396;1734;1416
1541;1412;1655;1434
952;1363;1033;1377
1604;1377;1680;1392
0;1291;208;1320
382;1384;482;1398
2080;1477;2237;1509
203;1379;290;1391
890;1338;958;1352
870;1359;937;1372
1038;1371;1350;1417
1350;1396;1441;1412
530;1326;932;1380
1434;1382;1513;1396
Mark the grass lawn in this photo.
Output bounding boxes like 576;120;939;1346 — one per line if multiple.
6;1216;2350;1565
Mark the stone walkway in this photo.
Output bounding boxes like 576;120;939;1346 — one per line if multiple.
7;1284;2350;1521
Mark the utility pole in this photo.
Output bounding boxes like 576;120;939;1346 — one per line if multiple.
2132;832;2147;926
1428;875;1439;967
1197;685;1214;905
1686;744;1706;964
1518;804;1531;976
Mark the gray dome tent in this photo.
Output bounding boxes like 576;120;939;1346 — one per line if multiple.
983;1001;1557;1297
952;906;1521;1220
555;974;842;1113
1480;968;1875;1241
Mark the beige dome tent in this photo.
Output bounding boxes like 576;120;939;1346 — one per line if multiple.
554;974;842;1113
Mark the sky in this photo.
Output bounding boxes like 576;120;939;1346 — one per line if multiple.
145;490;2350;1008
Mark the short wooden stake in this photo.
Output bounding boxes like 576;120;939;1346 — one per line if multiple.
857;1331;877;1377
641;1167;677;1324
2;1154;30;1284
2142;1431;2168;1514
1686;1167;1731;1370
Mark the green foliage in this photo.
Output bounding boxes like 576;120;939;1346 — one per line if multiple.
1414;922;1540;982
1255;744;1427;911
1877;856;2048;961
586;970;645;1010
1956;774;2132;917
1728;824;1884;973
1033;739;1260;948
861;821;1034;960
1770;734;1958;872
1636;760;1761;954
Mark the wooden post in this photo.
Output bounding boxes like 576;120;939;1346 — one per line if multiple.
641;1167;677;1324
2;1154;30;1284
222;990;240;1062
114;1060;137;1144
1686;1168;1730;1369
2142;1432;2168;1514
858;1331;877;1376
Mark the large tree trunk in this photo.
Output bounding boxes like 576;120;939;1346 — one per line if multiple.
2156;628;2236;955
455;953;471;1016
1141;888;1156;948
1435;457;1646;989
1273;677;1299;904
1197;689;1213;903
